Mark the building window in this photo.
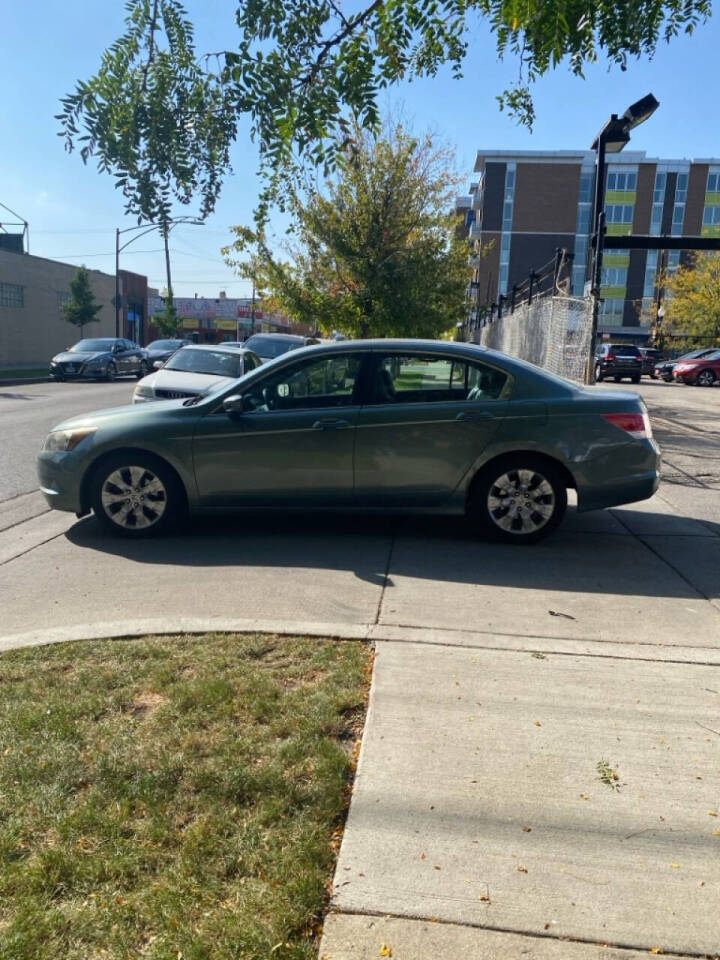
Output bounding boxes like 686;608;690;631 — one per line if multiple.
599;298;625;320
675;173;688;203
498;162;516;296
707;171;720;193
578;171;593;203
671;202;685;236
703;206;720;227
653;172;667;203
607;171;637;192
0;282;24;308
643;251;658;297
601;267;628;287
606;204;634;224
650;203;663;235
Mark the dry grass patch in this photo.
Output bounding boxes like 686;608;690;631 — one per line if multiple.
0;632;370;960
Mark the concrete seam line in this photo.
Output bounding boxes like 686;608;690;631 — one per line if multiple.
326;908;712;959
373;529;396;626
0;530;68;567
654;488;720;540
369;633;720;668
372;618;720;652
0;508;51;535
610;509;715;606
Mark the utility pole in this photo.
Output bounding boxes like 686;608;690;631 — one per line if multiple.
250;276;256;335
115;227;121;338
163;225;173;310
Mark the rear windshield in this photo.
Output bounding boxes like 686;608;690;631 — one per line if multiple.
148;339;185;350
609;345;641;356
244;335;302;358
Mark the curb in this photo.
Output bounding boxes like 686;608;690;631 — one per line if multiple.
2;617;720;666
0;377;51;387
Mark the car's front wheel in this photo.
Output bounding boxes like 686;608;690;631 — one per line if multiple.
90;453;185;537
697;370;717;387
467;456;567;544
136;360;149;380
105;362;117;382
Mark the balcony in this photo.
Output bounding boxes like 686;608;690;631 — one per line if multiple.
455;195;472;212
469;222;482;239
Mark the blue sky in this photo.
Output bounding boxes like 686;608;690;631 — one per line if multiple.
2;1;718;297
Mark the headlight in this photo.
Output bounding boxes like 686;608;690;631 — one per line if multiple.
43;427;96;452
133;384;154;398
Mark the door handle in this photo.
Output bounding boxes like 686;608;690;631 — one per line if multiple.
312;418;351;430
456;410;495;422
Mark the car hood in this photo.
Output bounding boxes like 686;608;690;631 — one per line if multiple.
138;369;235;393
52;351;107;363
51;398;187;433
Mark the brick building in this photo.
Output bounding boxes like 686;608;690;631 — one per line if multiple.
458;150;720;339
0;245;148;370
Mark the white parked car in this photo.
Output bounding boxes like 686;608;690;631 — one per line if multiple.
133;344;261;403
243;333;321;363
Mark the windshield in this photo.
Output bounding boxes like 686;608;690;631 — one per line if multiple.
164;348;242;378
148;339;184;351
244;335;301;358
70;339;117;353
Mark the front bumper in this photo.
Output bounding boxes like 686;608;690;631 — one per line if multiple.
37;450;87;513
50;363;107;380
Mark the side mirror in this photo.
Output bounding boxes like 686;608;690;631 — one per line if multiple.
112;344;122;354
223;394;244;415
153;360;164;369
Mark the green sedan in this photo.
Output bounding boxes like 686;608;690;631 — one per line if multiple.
37;339;660;544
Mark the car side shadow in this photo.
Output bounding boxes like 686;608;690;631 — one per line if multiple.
63;506;720;600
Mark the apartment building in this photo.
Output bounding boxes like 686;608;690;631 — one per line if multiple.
458;150;720;338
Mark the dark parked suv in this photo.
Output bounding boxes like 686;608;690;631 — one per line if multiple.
595;344;642;383
639;347;662;378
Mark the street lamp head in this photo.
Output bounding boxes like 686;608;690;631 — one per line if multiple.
622;94;660;132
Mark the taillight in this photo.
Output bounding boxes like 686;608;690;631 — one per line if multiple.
602;412;652;440
606;353;616;361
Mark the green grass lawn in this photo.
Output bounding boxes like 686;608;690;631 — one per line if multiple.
0;633;370;960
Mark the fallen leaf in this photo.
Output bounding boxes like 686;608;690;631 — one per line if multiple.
650;948;663;955
517;866;528;873
522;826;532;832
709;810;718;817
549;609;576;620
579;793;590;801
434;865;441;870
534;721;542;727
379;945;393;957
713;830;720;837
669;863;680;869
420;852;426;859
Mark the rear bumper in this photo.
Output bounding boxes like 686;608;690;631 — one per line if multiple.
574;440;661;512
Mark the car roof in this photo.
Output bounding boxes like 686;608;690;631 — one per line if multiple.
246;333;307;342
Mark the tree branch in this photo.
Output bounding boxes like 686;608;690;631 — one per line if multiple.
142;0;161;93
300;0;385;89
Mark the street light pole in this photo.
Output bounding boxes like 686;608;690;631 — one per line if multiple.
585;94;659;384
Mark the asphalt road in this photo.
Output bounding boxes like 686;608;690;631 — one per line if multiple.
0;379;136;502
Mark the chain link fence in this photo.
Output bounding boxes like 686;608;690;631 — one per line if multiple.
471;294;593;384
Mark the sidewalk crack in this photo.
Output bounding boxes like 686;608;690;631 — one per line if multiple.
373;528;396;626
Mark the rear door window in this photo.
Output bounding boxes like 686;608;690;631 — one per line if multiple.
370;354;507;404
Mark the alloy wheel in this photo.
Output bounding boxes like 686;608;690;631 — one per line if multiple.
100;465;168;530
487;468;555;536
106;362;116;382
697;370;716;386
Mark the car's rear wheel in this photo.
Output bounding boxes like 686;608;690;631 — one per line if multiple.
105;362;117;382
631;375;641;384
90;453;185;537
467;456;567;544
697;369;717;387
613;376;621;382
595;365;604;382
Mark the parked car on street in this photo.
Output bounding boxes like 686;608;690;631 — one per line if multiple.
654;348;718;382
639;347;662;378
672;349;720;386
39;339;660;544
50;338;149;381
133;344;261;402
243;333;321;363
594;343;642;383
145;338;192;366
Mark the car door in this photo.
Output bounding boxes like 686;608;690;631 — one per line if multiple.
192;351;368;507
114;339;133;374
354;351;508;507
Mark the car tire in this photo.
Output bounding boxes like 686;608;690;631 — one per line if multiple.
595;365;604;382
467;455;567;545
613;376;621;383
90;453;186;538
105;362;117;382
136;361;149;380
650;374;658;380
631;375;641;384
697;370;717;387
661;374;672;382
